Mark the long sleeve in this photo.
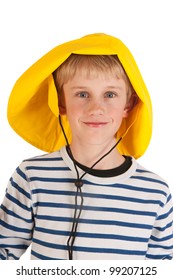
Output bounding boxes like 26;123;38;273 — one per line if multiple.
0;162;34;260
146;189;173;259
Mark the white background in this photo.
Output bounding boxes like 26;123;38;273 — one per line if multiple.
0;0;173;260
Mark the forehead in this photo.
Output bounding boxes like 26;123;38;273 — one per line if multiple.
63;70;127;92
68;66;122;81
74;57;124;77
56;54;126;81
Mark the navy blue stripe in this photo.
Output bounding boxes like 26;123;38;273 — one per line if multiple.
32;188;163;206
26;166;70;171
35;226;148;242
0;242;29;249
1;205;33;224
0;250;19;260
162;256;172;260
33;238;145;256
31;250;63;260
10;177;31;199
35;214;152;229
33;202;156;217
33;238;66;250
6;193;32;212
157;207;173;220
8;253;19;260
24;157;63;162
0;254;6;260
136;169;152;174
73;245;145;255
146;253;172;259
16;167;28;181
148;244;173;250
131;175;168;187
154;221;173;232
29;176;167;196
0;219;32;234
167;194;172;203
150;233;173;242
103;182;167;196
30;177;74;183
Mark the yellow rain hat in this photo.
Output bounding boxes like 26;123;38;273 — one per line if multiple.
7;33;152;158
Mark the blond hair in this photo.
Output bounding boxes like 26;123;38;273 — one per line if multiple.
53;54;134;96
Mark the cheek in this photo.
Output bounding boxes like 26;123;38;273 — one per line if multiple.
66;103;82;123
109;104;127;119
67;103;79;114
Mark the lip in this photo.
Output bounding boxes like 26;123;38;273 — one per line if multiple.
83;122;109;128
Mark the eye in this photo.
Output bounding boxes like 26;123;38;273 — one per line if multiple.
77;91;89;98
104;91;117;98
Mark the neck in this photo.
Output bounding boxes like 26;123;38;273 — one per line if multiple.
69;140;124;170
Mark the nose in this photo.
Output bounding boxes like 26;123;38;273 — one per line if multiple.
87;99;105;116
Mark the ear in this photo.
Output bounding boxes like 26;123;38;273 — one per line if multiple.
58;92;66;115
123;93;139;118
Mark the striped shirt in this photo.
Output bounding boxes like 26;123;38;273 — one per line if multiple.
0;146;173;260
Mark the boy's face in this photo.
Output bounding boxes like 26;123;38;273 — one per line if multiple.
60;72;131;147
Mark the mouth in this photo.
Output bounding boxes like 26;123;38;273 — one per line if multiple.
83;122;109;128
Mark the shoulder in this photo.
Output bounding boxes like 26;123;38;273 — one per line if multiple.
23;150;62;162
16;149;65;173
132;160;170;199
135;162;168;186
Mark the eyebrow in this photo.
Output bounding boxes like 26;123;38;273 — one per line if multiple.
70;86;123;90
70;86;88;90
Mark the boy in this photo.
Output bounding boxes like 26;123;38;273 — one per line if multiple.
0;33;173;260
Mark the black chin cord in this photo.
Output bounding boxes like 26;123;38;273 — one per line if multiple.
59;116;122;259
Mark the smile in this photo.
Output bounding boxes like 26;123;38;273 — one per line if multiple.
83;122;109;128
